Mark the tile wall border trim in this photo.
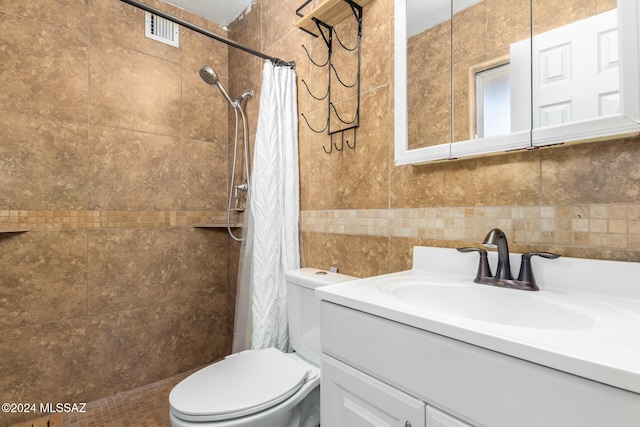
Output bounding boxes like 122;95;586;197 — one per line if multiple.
0;210;229;230
301;205;640;250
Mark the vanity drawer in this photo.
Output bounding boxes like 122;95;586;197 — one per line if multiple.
426;406;473;427
322;354;425;427
321;301;640;427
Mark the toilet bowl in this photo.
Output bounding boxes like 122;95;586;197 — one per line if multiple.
169;349;320;427
169;268;356;427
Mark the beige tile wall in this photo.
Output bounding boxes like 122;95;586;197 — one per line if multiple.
229;0;640;281
2;0;636;422
0;0;234;424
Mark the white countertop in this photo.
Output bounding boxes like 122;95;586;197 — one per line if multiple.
316;246;640;394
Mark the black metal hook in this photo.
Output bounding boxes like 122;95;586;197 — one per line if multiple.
325;127;357;154
346;127;357;150
333;133;344;151
323;137;333;154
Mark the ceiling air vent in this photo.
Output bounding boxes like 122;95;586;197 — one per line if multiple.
145;11;179;47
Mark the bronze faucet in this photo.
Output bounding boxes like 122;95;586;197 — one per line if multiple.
458;228;560;291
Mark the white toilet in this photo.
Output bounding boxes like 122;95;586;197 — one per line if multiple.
169;268;355;427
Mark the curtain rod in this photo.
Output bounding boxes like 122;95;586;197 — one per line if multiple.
119;0;295;68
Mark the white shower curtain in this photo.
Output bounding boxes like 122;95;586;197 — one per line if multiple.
233;60;300;353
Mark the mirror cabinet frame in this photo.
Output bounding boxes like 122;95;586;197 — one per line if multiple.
394;0;640;166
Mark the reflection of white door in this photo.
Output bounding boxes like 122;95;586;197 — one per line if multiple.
511;9;619;129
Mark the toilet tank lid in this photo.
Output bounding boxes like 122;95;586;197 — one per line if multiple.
285;268;357;290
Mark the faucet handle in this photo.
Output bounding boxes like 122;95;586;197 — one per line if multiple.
517;252;561;290
525;251;560;259
457;247;492;282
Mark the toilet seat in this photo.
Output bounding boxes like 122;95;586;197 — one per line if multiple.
170;348;310;422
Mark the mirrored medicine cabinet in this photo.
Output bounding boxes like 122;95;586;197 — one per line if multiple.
394;0;640;165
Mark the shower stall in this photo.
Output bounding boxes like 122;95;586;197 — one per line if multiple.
0;0;297;425
120;0;301;389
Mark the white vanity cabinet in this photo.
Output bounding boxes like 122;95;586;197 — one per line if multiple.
319;300;640;427
320;304;473;427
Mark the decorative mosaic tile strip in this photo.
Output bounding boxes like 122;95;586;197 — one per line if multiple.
300;205;640;250
0;210;228;231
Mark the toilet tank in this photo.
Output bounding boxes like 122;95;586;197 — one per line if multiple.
285;268;356;365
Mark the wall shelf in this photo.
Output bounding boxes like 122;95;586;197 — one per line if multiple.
296;0;374;36
190;223;242;228
0;227;30;233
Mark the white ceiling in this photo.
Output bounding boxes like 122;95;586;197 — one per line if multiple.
164;0;255;26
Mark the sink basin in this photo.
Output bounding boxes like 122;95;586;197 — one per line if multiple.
380;280;595;330
316;246;640;395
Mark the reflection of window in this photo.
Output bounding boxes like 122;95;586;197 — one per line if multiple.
475;63;510;138
469;55;510;139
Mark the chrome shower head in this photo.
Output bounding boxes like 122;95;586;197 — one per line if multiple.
199;65;235;108
199;65;219;86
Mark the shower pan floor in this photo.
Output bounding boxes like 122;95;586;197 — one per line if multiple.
10;369;195;427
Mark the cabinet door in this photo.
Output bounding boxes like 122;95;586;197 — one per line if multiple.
426;406;473;427
322;355;425;427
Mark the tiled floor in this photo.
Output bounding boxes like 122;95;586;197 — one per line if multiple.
64;371;194;427
11;370;194;427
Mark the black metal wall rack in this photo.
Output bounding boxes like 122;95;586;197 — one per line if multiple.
296;0;374;154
